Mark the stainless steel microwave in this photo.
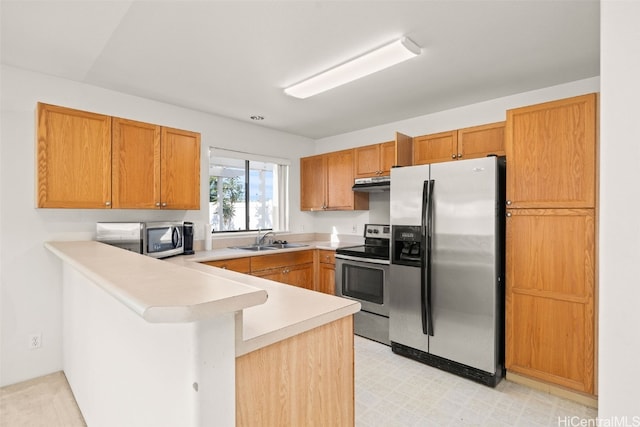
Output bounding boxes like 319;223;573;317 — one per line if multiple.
96;221;185;259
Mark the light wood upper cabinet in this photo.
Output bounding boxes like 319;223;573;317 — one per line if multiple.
300;154;327;211
413;123;505;165
506;94;597;208
300;149;368;211
505;208;595;394
457;122;505;160
161;127;200;210
37;103;200;210
413;130;458;165
112;118;161;209
37;103;112;208
354;132;413;178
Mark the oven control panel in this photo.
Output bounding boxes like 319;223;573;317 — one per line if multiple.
364;224;391;239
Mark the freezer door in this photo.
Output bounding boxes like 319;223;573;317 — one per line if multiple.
428;157;501;374
390;164;430;225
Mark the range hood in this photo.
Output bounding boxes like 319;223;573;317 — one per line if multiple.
352;176;390;192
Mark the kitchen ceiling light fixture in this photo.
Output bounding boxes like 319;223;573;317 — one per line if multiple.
284;37;422;99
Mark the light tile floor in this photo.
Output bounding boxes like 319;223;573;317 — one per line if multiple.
354;336;597;427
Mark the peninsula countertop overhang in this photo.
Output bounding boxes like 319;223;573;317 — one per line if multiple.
45;240;361;356
44;241;269;323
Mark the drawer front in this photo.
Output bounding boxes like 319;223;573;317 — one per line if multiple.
202;257;251;273
318;249;335;265
251;250;314;272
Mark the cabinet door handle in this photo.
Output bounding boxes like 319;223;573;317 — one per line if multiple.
155;202;161;207
161;202;167;207
506;200;512;206
506;212;512;217
105;201;111;207
451;154;457;159
457;153;462;158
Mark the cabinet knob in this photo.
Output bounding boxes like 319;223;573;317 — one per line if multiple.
451;154;457;159
457;153;462;158
155;202;161;207
161;202;167;207
506;200;512;206
506;212;512;217
105;201;111;207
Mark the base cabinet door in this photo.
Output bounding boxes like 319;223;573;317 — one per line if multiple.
505;208;595;394
316;250;336;295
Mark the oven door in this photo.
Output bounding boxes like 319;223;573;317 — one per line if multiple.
335;254;389;317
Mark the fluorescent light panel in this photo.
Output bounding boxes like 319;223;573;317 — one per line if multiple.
284;37;422;99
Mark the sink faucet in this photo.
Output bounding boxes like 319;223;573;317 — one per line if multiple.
256;229;276;246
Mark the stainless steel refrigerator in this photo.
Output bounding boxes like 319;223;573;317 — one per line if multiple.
389;156;505;386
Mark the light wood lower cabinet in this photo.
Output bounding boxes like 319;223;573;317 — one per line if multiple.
505;208;595;394
201;257;251;273
200;249;338;293
250;250;315;290
316;250;336;295
236;316;354;427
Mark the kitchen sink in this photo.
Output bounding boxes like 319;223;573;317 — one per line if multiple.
229;245;277;251
266;243;309;249
229;242;309;251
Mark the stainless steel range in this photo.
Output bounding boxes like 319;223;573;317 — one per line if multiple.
335;224;390;345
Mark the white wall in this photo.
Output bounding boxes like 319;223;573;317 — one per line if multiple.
599;1;640;419
0;65;314;386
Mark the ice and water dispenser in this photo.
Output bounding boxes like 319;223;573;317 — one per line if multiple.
391;226;423;267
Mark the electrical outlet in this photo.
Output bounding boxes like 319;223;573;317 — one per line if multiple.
28;333;42;350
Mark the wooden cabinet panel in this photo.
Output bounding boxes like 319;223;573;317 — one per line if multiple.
355;133;413;178
37;103;200;210
316;250;336;295
236;316;354;427
354;144;382;178
457;121;505;160
413;130;457;165
112;118;161;209
281;263;314;290
37;103;112;208
161;127;201;210
202;257;251;273
506;94;597;208
251;250;313;272
505;208;595;394
300;154;326;211
413;124;503;165
300;150;368;211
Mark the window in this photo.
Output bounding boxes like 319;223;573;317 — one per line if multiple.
209;148;289;232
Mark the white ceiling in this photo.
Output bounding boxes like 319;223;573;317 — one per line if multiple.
0;0;600;139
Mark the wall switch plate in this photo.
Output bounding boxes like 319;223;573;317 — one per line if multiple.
28;333;42;349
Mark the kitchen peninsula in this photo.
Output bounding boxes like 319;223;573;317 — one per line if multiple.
44;241;360;427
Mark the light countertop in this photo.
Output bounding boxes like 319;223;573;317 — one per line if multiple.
45;240;361;356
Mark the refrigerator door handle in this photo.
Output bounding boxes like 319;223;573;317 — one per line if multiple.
421;179;435;336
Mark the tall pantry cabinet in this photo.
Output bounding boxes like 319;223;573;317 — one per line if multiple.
505;93;597;395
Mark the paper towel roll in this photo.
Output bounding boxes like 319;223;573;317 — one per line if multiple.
204;224;212;251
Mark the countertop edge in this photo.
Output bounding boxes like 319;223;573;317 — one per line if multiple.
45;241;268;323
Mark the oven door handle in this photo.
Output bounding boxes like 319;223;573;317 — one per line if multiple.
421;179;435;336
335;254;390;265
